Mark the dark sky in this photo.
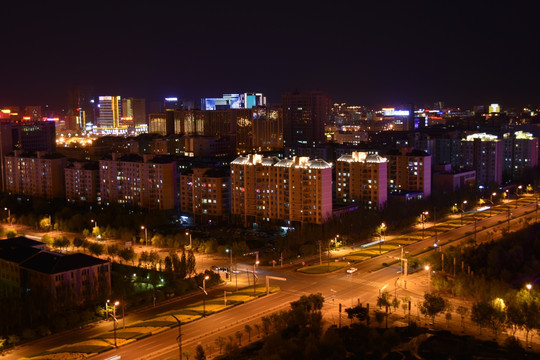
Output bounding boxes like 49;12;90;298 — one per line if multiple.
2;2;539;109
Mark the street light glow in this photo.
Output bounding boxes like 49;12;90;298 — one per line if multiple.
526;283;532;290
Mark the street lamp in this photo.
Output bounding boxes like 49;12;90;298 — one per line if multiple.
111;301;120;348
526;283;532;291
91;219;98;239
105;299;110;319
201;275;209;317
253;260;259;295
460;201;467;225
141;225;148;246
421;211;429;241
4;207;11;226
185;232;192;249
226;248;234;285
515;185;522;208
425;265;431;292
489;192;497;216
379;222;386;254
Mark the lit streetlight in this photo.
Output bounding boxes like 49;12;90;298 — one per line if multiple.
489;192;497;216
460;201;467;225
185;232;192;249
526;283;532;291
425;265;431;292
253;260;260;295
421;211;429;240
226;248;234;286
141;225;148;246
201;275;210;317
379;222;386;254
4;207;11;226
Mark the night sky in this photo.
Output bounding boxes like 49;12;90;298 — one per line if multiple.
2;2;539;109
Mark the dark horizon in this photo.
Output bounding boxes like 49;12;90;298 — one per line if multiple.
2;2;540;110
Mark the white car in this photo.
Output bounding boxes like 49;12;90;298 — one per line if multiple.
346;267;358;274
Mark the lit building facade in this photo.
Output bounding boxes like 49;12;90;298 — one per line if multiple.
180;167;230;221
4;150;66;199
202;93;266;110
231;154;332;225
502;131;539;181
460;133;503;186
386;148;431;197
97;96;121;128
122;98;147;126
65;161;100;203
336;152;388;210
99;153;177;210
282;91;331;147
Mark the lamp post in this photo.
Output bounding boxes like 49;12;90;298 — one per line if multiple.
4;207;11;226
460;201;467;225
141;226;148;246
111;301;119;348
201;275;209;317
489;192;496;216
379;222;386;254
253;260;259;295
226;248;233;282
515;185;522;208
185;232;192;249
425;265;431;292
526;283;532;292
91;219;98;239
421;211;429;241
105;299;110;319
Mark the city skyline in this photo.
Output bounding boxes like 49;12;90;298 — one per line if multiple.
2;3;540;108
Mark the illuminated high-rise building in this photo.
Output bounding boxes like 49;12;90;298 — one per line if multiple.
282;91;330;147
386;148;431;196
502;131;539;181
231;154;332;226
122;98;147;126
460;133;503;186
202;93;266;110
336;152;388;210
4;150;66;199
97;96;121;128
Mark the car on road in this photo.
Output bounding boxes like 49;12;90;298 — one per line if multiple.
346;267;357;274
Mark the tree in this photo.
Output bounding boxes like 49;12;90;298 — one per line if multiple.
82;229;90;238
471;301;492;335
215;336;225;354
6;229;16;238
244;324;252;342
377;290;392;310
182;350;192;360
420;292;448;325
194;344;206;360
235;330;243;346
73;237;84;249
39;217;51;231
187;249;196;276
456;305;469;332
179;250;187;278
254;323;260;337
107;244;119;260
88;242;104;256
119;247;136;264
392;297;401;313
401;295;411;316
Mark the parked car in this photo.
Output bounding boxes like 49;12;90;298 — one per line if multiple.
346;267;358;274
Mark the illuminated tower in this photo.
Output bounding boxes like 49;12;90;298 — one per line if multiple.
97;96;121;128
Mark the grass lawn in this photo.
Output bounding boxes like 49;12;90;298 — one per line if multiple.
28;284;280;359
298;261;349;274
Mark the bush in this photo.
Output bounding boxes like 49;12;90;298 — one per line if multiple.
7;334;20;346
51;316;67;332
5;229;17;238
22;328;37;341
37;325;51;337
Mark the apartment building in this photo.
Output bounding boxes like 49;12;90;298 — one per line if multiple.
336;152;388;210
460;133;503;186
99;153;177;210
4;150;66;199
179;167;230;222
231;154;332;225
502;131;539;181
65;161;100;203
386;148;431;197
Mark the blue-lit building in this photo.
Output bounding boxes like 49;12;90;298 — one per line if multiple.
201;93;266;110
